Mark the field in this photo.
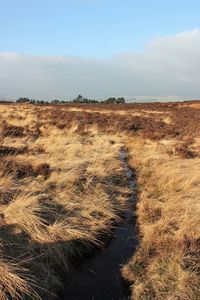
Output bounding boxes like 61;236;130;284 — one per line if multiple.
0;101;200;300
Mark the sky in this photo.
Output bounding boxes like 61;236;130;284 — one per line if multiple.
0;0;200;100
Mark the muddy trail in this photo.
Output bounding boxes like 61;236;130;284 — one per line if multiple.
61;150;138;300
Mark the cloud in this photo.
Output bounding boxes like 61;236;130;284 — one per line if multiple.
0;29;200;100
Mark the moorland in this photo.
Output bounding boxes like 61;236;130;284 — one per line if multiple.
0;101;200;300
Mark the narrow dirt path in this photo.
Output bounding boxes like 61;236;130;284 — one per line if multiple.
61;150;138;300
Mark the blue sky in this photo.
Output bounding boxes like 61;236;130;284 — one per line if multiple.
0;0;200;100
1;0;200;57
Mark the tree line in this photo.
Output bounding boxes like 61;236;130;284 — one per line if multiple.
16;95;126;104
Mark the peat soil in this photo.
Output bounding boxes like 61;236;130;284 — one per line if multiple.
61;150;138;300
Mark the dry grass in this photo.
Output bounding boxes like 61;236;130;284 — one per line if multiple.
0;102;200;300
0;105;129;299
123;136;200;300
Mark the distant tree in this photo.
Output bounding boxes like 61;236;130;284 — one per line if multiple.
109;97;117;103
104;97;116;104
104;97;126;104
73;95;82;103
16;97;31;103
51;99;60;104
36;100;45;104
60;100;69;103
116;97;125;104
73;95;99;104
90;99;99;103
77;94;83;101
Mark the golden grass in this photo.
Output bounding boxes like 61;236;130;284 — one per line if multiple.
1;103;200;300
0;105;129;299
123;136;200;300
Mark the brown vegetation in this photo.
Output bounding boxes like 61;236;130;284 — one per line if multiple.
122;137;200;300
0;101;200;299
0;105;130;299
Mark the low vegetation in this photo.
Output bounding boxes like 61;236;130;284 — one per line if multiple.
0;100;200;299
0;104;129;299
123;137;200;300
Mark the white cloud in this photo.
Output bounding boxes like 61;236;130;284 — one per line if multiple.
0;29;200;100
